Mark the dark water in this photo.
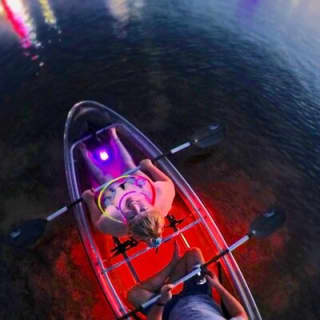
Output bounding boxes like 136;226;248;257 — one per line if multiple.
0;0;319;319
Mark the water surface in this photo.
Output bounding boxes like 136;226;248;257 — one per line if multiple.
0;1;319;319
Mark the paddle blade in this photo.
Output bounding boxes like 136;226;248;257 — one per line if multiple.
191;123;225;148
5;219;48;248
250;209;286;239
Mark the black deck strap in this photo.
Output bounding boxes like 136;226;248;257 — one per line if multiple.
166;214;184;231
111;237;139;257
112;237;141;283
67;198;83;209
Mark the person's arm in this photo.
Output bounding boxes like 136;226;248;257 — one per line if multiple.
82;190;128;237
140;159;175;216
206;275;248;320
147;284;173;320
147;304;165;320
140;159;173;183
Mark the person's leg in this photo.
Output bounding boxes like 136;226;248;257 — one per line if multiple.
127;247;206;309
109;127;157;184
79;143;111;185
127;242;180;307
109;127;153;180
109;127;136;171
168;247;205;284
169;247;212;297
127;246;205;307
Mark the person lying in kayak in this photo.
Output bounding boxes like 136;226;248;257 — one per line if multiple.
81;127;175;247
128;244;248;320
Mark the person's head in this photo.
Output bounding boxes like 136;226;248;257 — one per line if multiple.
128;209;165;246
125;194;152;216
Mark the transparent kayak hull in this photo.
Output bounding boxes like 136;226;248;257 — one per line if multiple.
64;101;262;320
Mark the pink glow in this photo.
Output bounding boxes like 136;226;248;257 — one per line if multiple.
2;0;30;47
2;0;39;48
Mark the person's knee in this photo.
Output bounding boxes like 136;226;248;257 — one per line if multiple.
127;287;139;306
127;286;150;307
184;247;204;270
185;247;202;259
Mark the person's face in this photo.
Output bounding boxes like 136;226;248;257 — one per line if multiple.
126;195;152;215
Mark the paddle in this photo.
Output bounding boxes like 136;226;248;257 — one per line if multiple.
5;123;225;248
117;209;286;320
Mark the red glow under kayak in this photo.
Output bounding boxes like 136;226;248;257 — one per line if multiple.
64;101;262;320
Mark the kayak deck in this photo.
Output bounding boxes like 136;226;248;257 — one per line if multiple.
64;101;262;320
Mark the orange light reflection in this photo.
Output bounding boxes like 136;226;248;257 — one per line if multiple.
0;3;4;16
37;0;57;27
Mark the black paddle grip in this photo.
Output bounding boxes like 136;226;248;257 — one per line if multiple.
67;197;83;209
117;306;143;320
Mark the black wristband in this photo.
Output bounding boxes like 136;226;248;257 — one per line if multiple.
156;302;166;307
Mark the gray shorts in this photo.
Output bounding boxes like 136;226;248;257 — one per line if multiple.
142;274;211;318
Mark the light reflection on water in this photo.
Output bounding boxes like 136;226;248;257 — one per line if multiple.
0;0;60;65
1;0;40;48
106;0;145;37
37;0;58;28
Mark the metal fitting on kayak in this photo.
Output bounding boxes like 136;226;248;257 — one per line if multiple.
149;237;162;248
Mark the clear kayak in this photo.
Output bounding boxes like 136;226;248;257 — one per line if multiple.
64;101;262;320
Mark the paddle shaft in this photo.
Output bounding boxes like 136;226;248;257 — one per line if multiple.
46;140;193;221
120;143;191;177
203;234;251;268
117;233;252;319
46;198;82;221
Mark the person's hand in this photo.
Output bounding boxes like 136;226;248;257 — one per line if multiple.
139;159;153;170
158;284;173;304
205;273;220;289
82;189;95;203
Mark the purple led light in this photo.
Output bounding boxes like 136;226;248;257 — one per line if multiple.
99;150;109;161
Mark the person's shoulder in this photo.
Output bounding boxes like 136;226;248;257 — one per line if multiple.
154;181;175;205
154;181;175;216
154;180;175;195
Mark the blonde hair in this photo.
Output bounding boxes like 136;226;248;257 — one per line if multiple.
128;209;164;240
